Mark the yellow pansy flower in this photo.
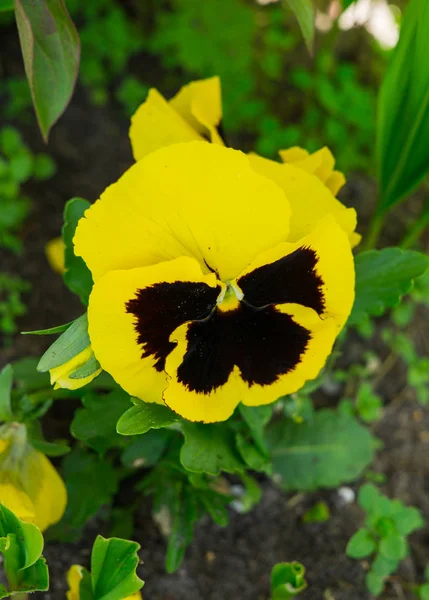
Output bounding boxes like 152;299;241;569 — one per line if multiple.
0;424;67;532
73;136;355;422
66;565;142;600
49;345;102;391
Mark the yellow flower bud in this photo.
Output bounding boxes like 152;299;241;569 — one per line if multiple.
0;423;67;532
45;237;66;275
49;346;102;391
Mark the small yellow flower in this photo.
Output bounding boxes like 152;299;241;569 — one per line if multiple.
49;345;102;390
45;237;66;274
0;424;67;532
66;565;142;600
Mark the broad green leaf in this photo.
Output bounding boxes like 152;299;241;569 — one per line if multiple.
266;409;375;491
12;357;50;392
0;503;48;596
72;390;132;453
91;536;144;600
48;448;118;542
14;0;80;140
346;528;376;558
236;432;271;473
121;429;172;469
62;198;93;305
0;0;14;10
377;0;429;211
21;320;74;335
365;571;385;596
0;364;13;421
371;552;398;578
239;404;272;454
391;506;424;535
271;561;307;599
116;398;178;436
284;0;314;53
37;314;89;372
180;422;246;476
348;249;429;326
379;533;408;561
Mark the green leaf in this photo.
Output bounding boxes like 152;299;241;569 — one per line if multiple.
346;528;376;558
391;506;424;535
116;398;179;436
72;390;132;453
365;571;385;596
165;483;199;574
121;429;172;469
348;249;429;326
379;533;408;561
0;364;14;422
239;404;272;455
62;198;93;304
0;503;49;596
37;314;89;372
355;382;383;423
271;561;307;599
48;448;118;542
419;583;429;600
0;0;14;11
90;536;144;600
371;552;398;577
180;422;246;476
302;501;330;524
284;0;314;53
14;0;80;141
12;358;50;392
377;0;429;211
22;320;74;335
266;409;375;491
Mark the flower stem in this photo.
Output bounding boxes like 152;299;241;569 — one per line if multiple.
399;205;429;249
363;211;386;250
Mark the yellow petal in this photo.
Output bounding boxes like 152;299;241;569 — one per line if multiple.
0;439;9;455
88;256;219;405
66;565;84;600
170;76;223;145
248;153;357;245
130;88;202;161
49;346;101;391
0;481;36;523
45;237;66;275
74;142;291;283
325;170;346;196
22;450;67;532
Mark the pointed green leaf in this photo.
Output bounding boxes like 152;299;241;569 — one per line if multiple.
266;409;375;491
116;398;179;436
271;561;307;599
22;320;74;335
91;536;144;600
37;314;89;372
346;528;376;558
14;0;80;140
348;249;429;326
0;364;14;422
180;422;246;476
62;198;93;305
284;0;314;53
377;0;429;211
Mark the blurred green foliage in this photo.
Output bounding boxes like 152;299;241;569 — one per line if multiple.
0;0;386;173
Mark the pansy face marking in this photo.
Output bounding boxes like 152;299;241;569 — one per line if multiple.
125;245;324;396
76;142;355;423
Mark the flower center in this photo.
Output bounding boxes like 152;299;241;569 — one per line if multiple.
217;281;244;312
